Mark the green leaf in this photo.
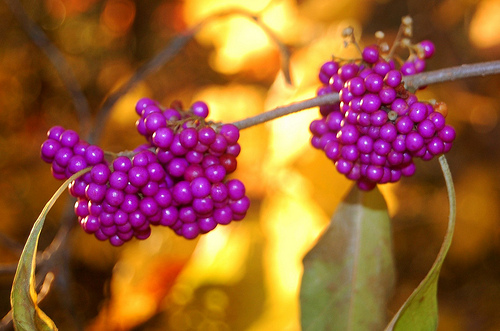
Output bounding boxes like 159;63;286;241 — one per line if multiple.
300;185;395;331
10;169;91;331
385;155;456;331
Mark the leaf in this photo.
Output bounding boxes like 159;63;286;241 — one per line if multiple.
11;169;91;331
385;155;456;331
300;185;395;331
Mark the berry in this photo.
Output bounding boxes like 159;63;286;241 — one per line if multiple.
309;37;456;190
419;40;435;59
362;45;379;63
191;101;209;118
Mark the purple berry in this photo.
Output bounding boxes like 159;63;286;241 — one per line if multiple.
67;155;87;174
74;199;89;218
338;63;359;81
152;127;174;149
360;93;382;113
356;135;373;154
109;171;127;190
205;164;226;183
211;182;228;202
172;181;193;204
226;179;246;200
337;124;359;145
198;126;217;145
191;101;209;118
362;45;379;63
181;223;200;239
320;61;340;78
364;73;383;93
113;156;132;173
417;119;436;138
139;196;159;216
186;150;204;164
128;166;149;187
191;177;212;198
428;112;446;131
91;163;111;185
47;126;65;140
163;108;182;121
40;140;60;163
379;123;397;142
229;196;250;214
384;70;402;88
347;77;366;96
427;137;445;155
373;61;391;76
82;215;100;234
370;110;388;127
366;165;383;182
198;217;217;233
213;206;233;225
54;147;73;167
219;124;240;145
391;98;408;115
408;102;428;123
170;135;188;156
160;206;179;227
129;211;147;228
405;132;425;152
167;157;189;177
179;128;199;149
438;125;456;143
85;183;107;202
341;145;359;162
59;130;80;148
395;116;414;134
335;159;353;174
209;134;228;154
379;86;397;104
135;98;156;116
401;62;416;76
401;162;416;177
373;139;391;156
419;40;435;59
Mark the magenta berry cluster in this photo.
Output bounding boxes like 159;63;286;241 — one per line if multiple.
311;39;456;191
40;99;249;246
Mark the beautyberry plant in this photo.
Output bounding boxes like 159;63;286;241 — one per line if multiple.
310;19;456;190
40;99;249;246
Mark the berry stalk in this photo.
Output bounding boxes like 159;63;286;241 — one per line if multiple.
233;60;500;131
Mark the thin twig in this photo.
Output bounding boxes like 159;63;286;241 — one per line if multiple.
89;7;292;143
406;60;500;89
233;92;339;129
233;60;500;130
3;0;91;134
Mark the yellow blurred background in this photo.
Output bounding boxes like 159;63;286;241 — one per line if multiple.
1;0;500;330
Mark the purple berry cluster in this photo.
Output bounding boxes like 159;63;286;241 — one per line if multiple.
40;99;250;246
311;39;456;191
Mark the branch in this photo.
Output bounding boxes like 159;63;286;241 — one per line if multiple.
233;60;500;130
407;60;500;89
3;0;91;134
89;7;291;143
233;93;339;129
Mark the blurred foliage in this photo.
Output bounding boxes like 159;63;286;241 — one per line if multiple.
1;0;500;330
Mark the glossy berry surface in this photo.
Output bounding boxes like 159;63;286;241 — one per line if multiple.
40;98;249;245
310;38;456;190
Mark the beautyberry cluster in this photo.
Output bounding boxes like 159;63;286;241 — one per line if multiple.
311;27;456;190
40;99;249;246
